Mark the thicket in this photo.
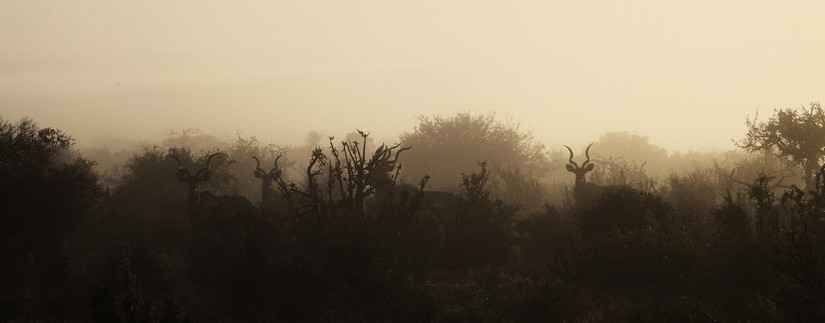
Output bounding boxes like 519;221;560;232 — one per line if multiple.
3;116;825;322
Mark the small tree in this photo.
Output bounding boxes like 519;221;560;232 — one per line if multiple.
443;162;518;268
736;102;825;189
775;166;825;321
399;112;550;191
593;131;669;177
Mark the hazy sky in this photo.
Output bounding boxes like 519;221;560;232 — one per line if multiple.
2;1;824;152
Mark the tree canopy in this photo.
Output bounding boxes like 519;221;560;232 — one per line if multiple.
398;112;550;190
0;117;101;318
7;113;825;321
0;117;100;231
736;102;825;188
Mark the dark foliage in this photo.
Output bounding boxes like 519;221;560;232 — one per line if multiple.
0;118;101;320
442;162;518;268
399;112;550;191
7;117;825;322
736;102;825;188
773;166;825;321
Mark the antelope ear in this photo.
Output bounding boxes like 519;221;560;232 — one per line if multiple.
565;164;576;172
584;164;595;172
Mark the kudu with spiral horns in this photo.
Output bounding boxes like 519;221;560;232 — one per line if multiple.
170;152;252;215
252;154;283;209
564;144;619;207
170;152;219;212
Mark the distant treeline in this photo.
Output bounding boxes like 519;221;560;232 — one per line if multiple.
2;105;824;322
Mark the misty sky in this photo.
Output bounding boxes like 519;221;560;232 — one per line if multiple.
2;1;824;151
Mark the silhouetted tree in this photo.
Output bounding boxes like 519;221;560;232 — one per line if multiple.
0;117;101;320
662;167;729;242
736;102;825;189
84;148;192;321
593;131;667;165
775;166;825;321
163;128;222;152
443;163;518;268
399;112;550;191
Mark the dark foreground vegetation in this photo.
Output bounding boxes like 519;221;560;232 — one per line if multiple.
2;105;825;322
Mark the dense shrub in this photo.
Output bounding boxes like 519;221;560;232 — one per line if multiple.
8;117;825;321
0;118;101;320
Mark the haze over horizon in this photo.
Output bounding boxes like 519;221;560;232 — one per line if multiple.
2;1;824;152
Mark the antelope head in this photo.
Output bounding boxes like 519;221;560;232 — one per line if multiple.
252;154;283;181
564;143;594;188
252;154;283;207
366;143;412;189
359;143;413;214
169;153;221;199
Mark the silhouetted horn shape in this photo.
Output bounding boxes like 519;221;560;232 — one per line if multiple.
564;145;579;168
390;146;412;164
205;153;219;169
169;155;197;181
252;155;263;171
272;155;283;173
253;155;283;178
169;155;183;169
582;143;594;168
195;153;220;179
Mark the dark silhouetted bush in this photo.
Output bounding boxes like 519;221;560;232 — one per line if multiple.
0;118;101;320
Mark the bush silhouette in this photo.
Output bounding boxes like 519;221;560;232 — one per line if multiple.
0;118;101;320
